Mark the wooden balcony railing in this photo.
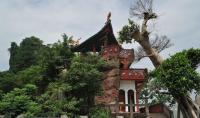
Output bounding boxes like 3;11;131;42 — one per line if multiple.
96;98;150;118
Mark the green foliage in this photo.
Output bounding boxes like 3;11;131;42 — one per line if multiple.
151;48;200;96
140;81;175;107
140;48;200;107
150;94;174;106
38;34;74;78
89;107;110;118
65;54;104;103
9;36;44;73
36;53;106;116
72;53;106;70
0;84;41;117
1;34;105;117
0;65;47;94
186;48;200;69
24;102;42;117
15;66;45;86
0;71;16;92
118;19;139;44
36;82;79;117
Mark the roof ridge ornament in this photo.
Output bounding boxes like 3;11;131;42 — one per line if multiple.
106;12;111;23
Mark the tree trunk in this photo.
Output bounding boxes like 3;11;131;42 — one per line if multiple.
175;94;198;118
137;17;164;68
138;38;163;68
127;11;199;117
137;31;198;118
140;40;198;118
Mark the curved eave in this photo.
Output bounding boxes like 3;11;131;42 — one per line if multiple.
72;21;118;52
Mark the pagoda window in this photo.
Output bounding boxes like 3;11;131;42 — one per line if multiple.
128;90;135;112
119;89;125;112
120;63;124;69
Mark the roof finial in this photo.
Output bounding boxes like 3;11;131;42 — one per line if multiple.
106;12;111;22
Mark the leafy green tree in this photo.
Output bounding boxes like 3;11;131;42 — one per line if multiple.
5;34;75;93
19;36;43;67
38;34;74;78
9;36;44;73
15;66;44;84
1;34;106;117
0;84;41;117
0;71;17;93
36;54;105;117
1;65;49;94
14;65;48;94
36;82;79;117
151;48;200;117
89;107;110;118
65;54;105;108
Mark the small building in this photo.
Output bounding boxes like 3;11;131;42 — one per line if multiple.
73;19;172;118
73;19;146;111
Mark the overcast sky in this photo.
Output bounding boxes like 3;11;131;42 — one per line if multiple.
0;0;200;71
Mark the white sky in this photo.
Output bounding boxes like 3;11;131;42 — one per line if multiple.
0;0;200;71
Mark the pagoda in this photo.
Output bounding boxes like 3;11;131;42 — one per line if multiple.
72;18;147;113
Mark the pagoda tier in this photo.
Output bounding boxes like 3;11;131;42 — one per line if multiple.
72;21;118;52
72;20;148;113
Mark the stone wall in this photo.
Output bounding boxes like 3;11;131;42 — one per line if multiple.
95;60;120;105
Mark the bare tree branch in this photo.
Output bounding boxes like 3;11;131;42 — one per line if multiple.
134;35;173;62
151;35;173;53
130;0;157;20
134;46;146;61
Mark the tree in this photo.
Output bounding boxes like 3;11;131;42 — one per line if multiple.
0;71;17;93
2;34;105;117
0;84;41;117
36;54;105;117
38;34;74;78
118;0;198;117
14;65;47;94
36;82;79;117
151;48;200;118
64;54;105;111
9;36;44;73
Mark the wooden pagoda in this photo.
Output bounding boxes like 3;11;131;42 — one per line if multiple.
73;19;147;114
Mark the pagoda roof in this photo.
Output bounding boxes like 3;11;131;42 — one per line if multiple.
72;21;118;52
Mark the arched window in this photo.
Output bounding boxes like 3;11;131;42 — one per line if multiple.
119;89;125;112
128;90;135;112
120;62;124;69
